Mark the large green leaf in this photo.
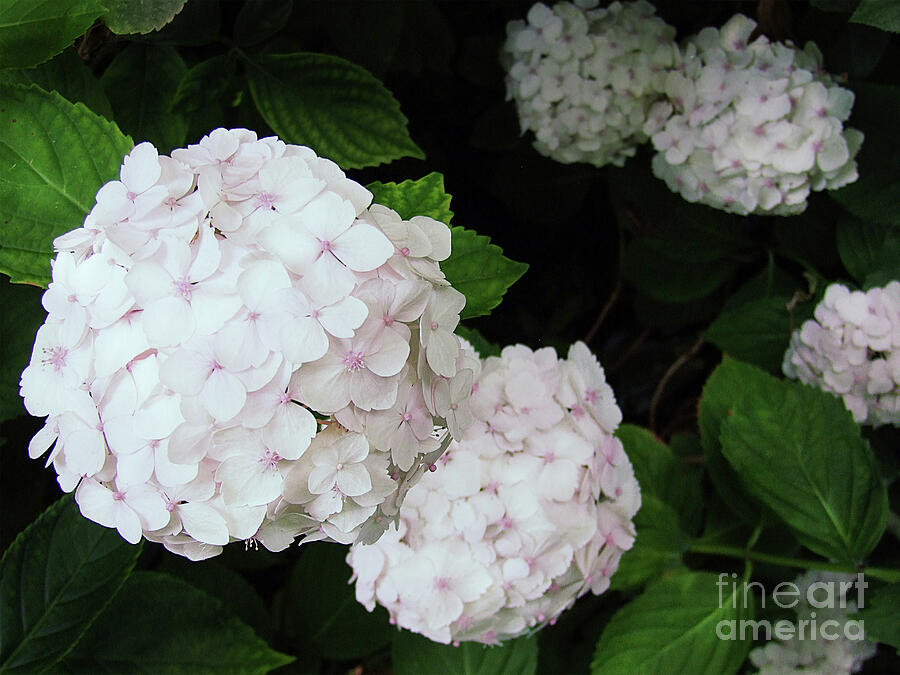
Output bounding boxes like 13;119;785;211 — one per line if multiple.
851;0;900;32
0;496;141;673
719;361;887;564
830;83;900;226
0;276;44;422
0;0;104;70
101;43;187;153
0;83;133;285
592;571;753;675
102;0;187;35
172;52;236;115
442;227;528;320
62;571;293;673
836;214;900;288
610;495;689;591
697;359;767;524
615;424;701;533
392;630;538;675
702;297;795;374
0;48;112;119
368;172;454;225
855;582;900;651
282;542;392;660
245;52;424;169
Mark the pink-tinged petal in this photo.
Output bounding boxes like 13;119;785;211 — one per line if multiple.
160;348;212;395
126;261;173;306
350;370;400;411
415;216;452;261
274;176;326;214
201;368;246;421
391;280;432;322
179;502;230;545
28;420;59;460
308;465;336;494
239;259;292;311
297;360;351;412
281;316;328;364
391;424;419;471
364;410;401;452
65;428;107;476
132;185;169;220
303;255;357;306
75;477;116;528
317;296;368;338
337;433;369;464
94;317;148;378
154;444;198;486
116;447;155;486
452;562;493;601
188;224;222;283
121;142;162;192
103;414;144;455
114;504;144;544
333;223;394;272
58;305;87;348
297;191;356;241
125;484;170;530
133;394;184;440
425;330;460;378
143;296;196;347
307;489;343;521
210;201;242;231
235;352;283;392
365;328;409;377
167;423;208;464
263;403;316;460
259;223;319;274
540;461;578;501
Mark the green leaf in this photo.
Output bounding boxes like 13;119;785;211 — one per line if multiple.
719;361;887;564
234;0;294;47
282;542;391;660
62;571;293;673
610;495;690;591
0;48;112;119
367;172;454;224
245;52;424;169
441;227;528;320
0;83;133;285
592;571;753;675
0;0;104;69
156;555;273;642
138;0;219;46
102;0;187;35
830;83;900;226
855;582;900;651
698;359;766;524
0;496;141;673
172;52;236;115
615;424;701;534
836;214;900;288
851;0;900;32
392;630;538;675
702;297;795;373
0;276;44;422
101;43;187;153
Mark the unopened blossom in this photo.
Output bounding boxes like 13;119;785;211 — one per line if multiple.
783;282;900;427
749;571;876;675
503;0;679;167
347;342;640;644
650;14;863;216
20;129;474;557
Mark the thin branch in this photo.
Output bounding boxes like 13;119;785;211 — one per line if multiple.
584;278;622;344
649;337;705;434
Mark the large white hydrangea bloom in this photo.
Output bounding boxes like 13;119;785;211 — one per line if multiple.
20;129;474;559
749;571;876;675
503;0;679;167
347;341;640;644
783;282;900;427
650;14;863;216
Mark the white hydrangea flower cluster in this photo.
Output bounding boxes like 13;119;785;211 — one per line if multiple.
650;14;863;216
749;571;877;675
347;342;640;644
19;128;474;560
783;282;900;427
503;0;679;167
